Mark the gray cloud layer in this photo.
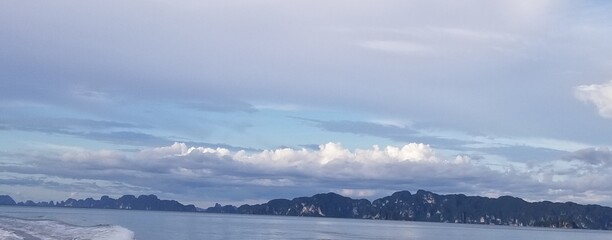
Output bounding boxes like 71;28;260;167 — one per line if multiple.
2;142;611;207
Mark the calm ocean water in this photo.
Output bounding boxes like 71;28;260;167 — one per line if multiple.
0;205;610;240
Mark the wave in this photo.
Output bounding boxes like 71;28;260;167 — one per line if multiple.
0;216;134;240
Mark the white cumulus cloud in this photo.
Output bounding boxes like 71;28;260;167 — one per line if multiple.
576;81;612;118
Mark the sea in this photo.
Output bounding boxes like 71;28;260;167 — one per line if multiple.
0;205;610;240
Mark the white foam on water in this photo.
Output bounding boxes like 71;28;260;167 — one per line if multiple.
0;227;25;240
0;216;134;240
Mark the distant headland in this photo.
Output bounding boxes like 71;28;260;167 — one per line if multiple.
0;194;196;212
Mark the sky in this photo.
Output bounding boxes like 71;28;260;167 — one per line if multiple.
2;0;612;208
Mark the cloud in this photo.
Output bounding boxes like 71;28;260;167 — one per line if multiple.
5;142;612;206
0;116;176;146
183;100;256;113
358;26;525;58
302;118;416;138
576;81;612;118
253;103;304;112
0;117;143;132
473;145;566;163
1;0;611;145
0;116;257;149
297;118;469;148
59;149;126;168
79;131;170;146
70;88;113;104
1;142;504;203
231;142;442;167
301;118;575;161
338;189;377;198
359;40;433;55
563;147;612;166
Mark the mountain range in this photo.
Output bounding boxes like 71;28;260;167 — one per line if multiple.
207;190;612;230
2;190;611;230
